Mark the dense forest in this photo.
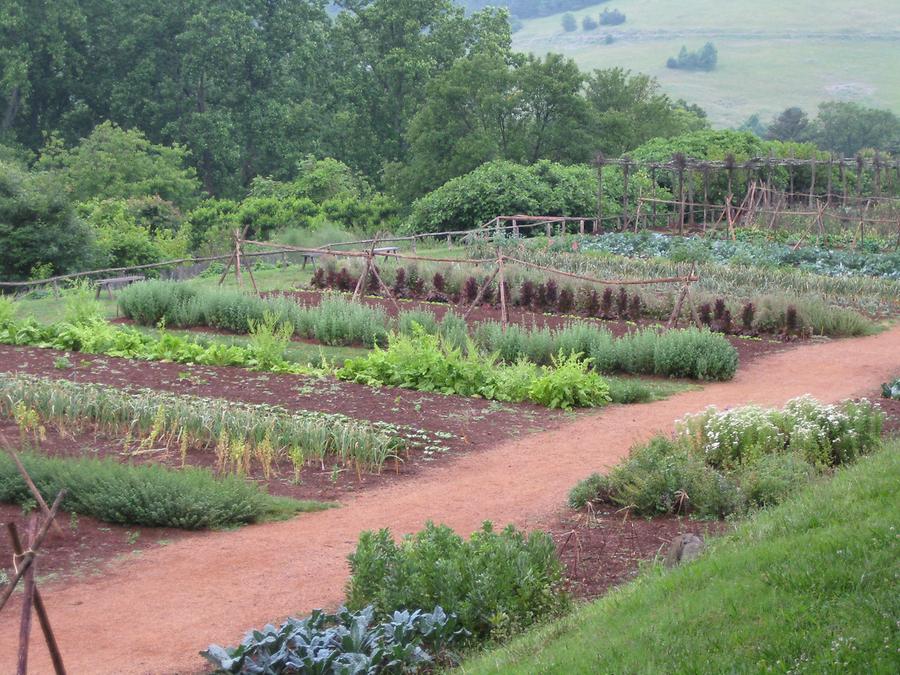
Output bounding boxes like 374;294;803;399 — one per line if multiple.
1;0;898;281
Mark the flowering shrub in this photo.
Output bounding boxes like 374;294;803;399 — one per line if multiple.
570;397;884;517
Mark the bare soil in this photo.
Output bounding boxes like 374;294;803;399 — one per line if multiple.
0;326;897;674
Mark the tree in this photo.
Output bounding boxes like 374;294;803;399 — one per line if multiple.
585;68;708;156
0;161;94;281
810;102;900;156
582;15;598;31
766;107;810;142
396;52;590;201
36;121;201;210
561;13;577;31
667;43;718;71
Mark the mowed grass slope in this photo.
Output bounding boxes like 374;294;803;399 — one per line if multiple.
512;0;900;128
459;440;900;673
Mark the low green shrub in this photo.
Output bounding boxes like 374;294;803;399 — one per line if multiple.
203;605;468;674
346;522;569;640
0;452;310;528
570;396;884;517
337;328;611;410
652;327;738;380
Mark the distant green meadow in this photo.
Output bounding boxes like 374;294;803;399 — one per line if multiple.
512;0;900;128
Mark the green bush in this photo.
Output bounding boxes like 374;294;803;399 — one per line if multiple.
571;397;884;517
652;327;737;380
346;521;569;640
0;452;304;528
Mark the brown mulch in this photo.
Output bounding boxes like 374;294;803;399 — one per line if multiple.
876;394;900;436
550;508;728;600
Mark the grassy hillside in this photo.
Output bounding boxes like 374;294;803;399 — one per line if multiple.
512;0;900;128
459;440;900;673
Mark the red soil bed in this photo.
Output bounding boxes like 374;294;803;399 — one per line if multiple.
550;509;727;600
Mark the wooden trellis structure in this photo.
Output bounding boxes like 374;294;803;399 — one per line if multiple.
234;237;702;330
0;433;68;675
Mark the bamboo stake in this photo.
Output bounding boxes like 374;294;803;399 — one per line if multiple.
17;516;37;675
497;254;509;329
7;524;66;674
0;491;66;612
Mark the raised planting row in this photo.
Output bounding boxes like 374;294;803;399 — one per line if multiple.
0;451;327;529
336;326;735;409
548;231;900;279
472;238;896;321
114;282;739;381
569;395;884;517
308;255;878;338
0;374;451;477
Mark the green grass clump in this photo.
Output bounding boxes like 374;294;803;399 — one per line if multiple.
0;452;327;529
462;442;900;673
475;322;737;381
347;521;569;641
568;396;883;517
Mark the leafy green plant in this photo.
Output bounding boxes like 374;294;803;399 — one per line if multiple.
202;605;468;674
63;279;105;325
247;311;293;369
0;295;15;328
880;377;899;400
527;351;611;410
347;521;569;640
0;452;322;529
338;326;612;409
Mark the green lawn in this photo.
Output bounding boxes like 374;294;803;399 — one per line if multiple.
513;0;900;128
459;439;900;673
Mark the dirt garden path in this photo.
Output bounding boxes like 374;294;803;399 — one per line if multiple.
3;326;900;674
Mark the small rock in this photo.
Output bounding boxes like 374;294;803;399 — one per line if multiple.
664;533;705;568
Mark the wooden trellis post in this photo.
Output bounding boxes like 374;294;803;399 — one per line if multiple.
497;253;509;329
594;154;605;234
808;158;817;208
650;165;658;228
674;153;686;235
620;157;631;231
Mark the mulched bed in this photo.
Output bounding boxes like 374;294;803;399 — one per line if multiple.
271;289;793;367
875;394;900;436
550;508;728;600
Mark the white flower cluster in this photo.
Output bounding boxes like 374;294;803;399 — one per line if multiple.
676;395;880;469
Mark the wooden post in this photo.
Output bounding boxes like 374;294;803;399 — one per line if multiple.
808;158;817;208
826;155;833;208
650;165;658;228
702;166;710;228
578;218;584;235
840;159;848;208
621;157;631;230
17;517;38;675
594;156;604;234
368;261;401;313
233;229;243;288
856;155;865;246
497;253;509;329
676;161;686;235
512;218;519;237
686;166;695;227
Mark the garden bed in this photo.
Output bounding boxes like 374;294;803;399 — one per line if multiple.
0;343;567;477
272;289;791;366
549;509;728;601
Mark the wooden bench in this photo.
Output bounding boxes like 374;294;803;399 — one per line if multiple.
372;246;400;258
95;275;146;299
300;251;321;269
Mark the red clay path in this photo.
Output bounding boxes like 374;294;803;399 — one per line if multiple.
2;326;900;674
